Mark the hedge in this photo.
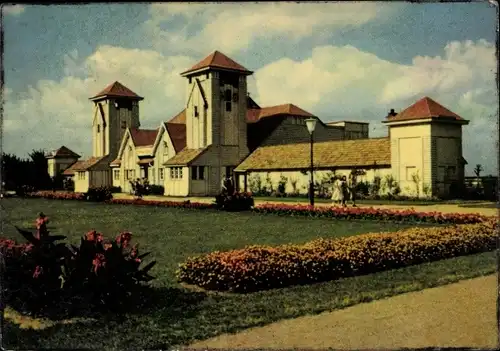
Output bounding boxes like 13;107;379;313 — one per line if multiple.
177;219;497;293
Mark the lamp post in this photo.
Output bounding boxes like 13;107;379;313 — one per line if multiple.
305;118;317;206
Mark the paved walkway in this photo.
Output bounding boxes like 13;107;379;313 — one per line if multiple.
188;274;499;349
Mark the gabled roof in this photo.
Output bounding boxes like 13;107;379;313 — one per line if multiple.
90;81;144;101
235;138;391;172
181;50;253;76
386;97;465;123
164;122;186;153
163;147;210;166
130;128;159;147
62;156;109;174
247;104;315;123
46;146;80;159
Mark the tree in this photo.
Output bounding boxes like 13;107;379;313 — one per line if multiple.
473;164;483;178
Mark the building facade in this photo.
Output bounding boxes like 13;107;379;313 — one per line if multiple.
49;50;469;198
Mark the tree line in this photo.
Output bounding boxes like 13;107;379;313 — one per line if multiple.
1;149;56;193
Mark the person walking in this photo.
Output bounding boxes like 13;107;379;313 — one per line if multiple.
330;176;341;205
340;175;349;207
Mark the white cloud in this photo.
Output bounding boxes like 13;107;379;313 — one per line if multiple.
3;39;497;175
3;46;193;159
144;2;391;55
2;4;25;16
251;39;497;175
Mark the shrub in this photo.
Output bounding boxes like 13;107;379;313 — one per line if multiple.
177;219;497;293
149;184;164;195
110;186;122;194
215;192;254;212
252;203;488;224
2;213;156;318
130;178;151;198
276;176;288;197
15;185;36;197
85;186;113;202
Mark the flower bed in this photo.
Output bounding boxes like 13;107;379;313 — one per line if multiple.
177;219;497;293
252;203;488;224
107;198;217;210
27;191;86;200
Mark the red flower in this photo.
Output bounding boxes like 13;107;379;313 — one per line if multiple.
33;265;43;278
86;230;97;242
92;253;106;273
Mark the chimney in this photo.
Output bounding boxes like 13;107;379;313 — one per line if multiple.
387;108;397;118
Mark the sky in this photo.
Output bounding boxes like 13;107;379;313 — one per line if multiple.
1;2;498;176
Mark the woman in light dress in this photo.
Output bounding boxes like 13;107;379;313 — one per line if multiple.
330;176;343;205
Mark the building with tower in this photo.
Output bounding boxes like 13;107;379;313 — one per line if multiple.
49;50;469;198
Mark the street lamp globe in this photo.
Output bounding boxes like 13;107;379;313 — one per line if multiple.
305;118;317;135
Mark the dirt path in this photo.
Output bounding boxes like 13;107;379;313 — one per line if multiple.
188;274;499;349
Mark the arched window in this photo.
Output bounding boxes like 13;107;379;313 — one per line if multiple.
97;125;100;133
224;89;231;101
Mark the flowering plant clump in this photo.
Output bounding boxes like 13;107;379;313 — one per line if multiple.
177;219;497;293
215;191;254;212
1;213;156;318
85;186;113;202
252;203;489;224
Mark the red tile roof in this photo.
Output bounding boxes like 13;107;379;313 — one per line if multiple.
387;97;464;122
181;50;252;76
246;104;315;123
90;81;143;100
164;123;187;153
130;128;159;147
46;146;80;159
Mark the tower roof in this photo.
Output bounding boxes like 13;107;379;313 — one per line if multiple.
386;97;465;123
90;81;144;101
180;50;253;76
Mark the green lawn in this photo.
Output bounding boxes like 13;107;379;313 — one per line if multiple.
1;198;496;350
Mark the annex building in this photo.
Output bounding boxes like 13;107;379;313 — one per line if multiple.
46;50;469;198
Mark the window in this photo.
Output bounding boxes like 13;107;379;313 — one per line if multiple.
405;166;416;181
77;171;85;180
447;166;457;180
194;106;199;117
206;73;209;79
159;168;164;181
97;125;100;133
121;121;127;129
192;166;205;180
128;145;132;152
170;167;183;179
225;101;232;112
114;170;120;180
224;89;231;101
189;77;192;84
126;169;136;180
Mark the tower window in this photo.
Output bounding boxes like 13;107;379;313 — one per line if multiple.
121;121;127;129
225;101;232;112
194;106;199;117
97;125;100;133
224;89;231;101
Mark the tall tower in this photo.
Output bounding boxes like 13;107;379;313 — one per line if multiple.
89;81;143;159
180;51;253;163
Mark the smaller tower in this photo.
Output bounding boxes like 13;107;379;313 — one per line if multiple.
383;97;469;198
89;81;144;159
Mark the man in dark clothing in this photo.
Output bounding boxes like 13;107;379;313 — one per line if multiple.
349;171;358;207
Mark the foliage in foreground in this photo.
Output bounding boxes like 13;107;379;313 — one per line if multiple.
214;191;255;211
177;219;497;293
1;213;156;318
